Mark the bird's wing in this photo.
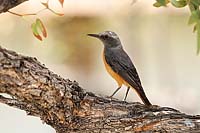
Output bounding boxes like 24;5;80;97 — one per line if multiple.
104;48;142;89
104;48;152;106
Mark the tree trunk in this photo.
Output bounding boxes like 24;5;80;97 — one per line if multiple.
0;1;200;133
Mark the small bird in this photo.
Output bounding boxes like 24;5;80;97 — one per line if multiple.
88;31;152;106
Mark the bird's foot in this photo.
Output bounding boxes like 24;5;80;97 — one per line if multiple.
108;95;114;100
123;98;127;102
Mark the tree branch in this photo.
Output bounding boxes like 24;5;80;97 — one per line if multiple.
0;46;200;132
0;0;28;13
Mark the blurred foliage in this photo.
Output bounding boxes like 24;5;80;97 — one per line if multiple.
154;0;200;54
6;0;200;54
9;0;64;41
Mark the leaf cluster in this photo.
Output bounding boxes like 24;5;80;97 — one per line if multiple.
154;0;200;54
9;0;64;41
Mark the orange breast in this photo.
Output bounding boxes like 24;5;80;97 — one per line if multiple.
103;52;129;87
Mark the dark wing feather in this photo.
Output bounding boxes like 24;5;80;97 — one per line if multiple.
104;48;151;106
104;48;142;89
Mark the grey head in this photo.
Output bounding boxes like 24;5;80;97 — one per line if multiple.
88;31;122;48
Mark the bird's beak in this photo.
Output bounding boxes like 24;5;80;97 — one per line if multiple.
87;33;100;38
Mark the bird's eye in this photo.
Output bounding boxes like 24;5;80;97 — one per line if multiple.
104;35;109;39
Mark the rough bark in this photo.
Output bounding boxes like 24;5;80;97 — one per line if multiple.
0;0;28;13
0;46;200;133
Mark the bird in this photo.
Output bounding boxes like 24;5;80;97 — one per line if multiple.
87;31;152;106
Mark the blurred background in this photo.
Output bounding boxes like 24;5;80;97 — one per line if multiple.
0;0;200;132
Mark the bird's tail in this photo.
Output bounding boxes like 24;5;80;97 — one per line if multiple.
132;86;152;106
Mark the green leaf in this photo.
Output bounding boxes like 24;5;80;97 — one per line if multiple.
31;23;42;41
197;22;200;54
170;0;187;8
153;2;162;7
156;0;169;6
31;18;47;41
190;0;200;7
36;18;47;38
188;1;199;12
193;24;197;33
188;11;200;25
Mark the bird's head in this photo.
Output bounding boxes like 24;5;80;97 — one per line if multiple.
88;31;122;48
